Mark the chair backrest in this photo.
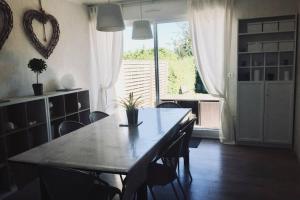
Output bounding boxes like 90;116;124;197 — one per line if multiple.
179;118;197;156
156;102;181;108
58;121;84;136
39;166;118;200
161;133;186;172
89;111;109;123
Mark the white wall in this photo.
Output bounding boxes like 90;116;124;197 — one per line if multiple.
0;0;91;98
294;1;300;161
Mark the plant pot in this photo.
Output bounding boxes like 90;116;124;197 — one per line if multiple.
32;83;43;96
126;109;138;126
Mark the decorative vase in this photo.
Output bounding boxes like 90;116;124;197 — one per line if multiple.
32;83;43;96
126;109;138;126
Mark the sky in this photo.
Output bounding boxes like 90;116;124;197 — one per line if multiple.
123;21;188;53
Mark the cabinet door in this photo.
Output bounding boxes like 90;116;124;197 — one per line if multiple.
237;82;264;142
264;82;294;144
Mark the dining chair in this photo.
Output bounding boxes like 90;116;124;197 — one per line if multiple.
156;102;181;108
58;121;85;136
39;165;122;200
146;132;187;200
178;117;197;183
89;111;109;123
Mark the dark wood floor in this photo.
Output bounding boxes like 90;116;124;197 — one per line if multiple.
4;139;300;200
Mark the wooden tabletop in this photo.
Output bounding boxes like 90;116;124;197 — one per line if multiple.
9;108;191;174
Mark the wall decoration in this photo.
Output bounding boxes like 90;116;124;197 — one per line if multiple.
0;0;13;50
23;0;60;59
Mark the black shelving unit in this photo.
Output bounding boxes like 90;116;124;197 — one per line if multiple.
0;90;90;195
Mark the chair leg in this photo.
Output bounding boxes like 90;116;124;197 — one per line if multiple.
184;153;190;168
120;174;125;186
171;182;180;200
176;177;187;200
149;186;157;200
187;168;193;183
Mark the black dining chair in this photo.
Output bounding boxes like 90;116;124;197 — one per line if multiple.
146;132;187;200
178;117;197;183
39;165;122;200
156;102;181;108
58;121;85;137
89;111;109;123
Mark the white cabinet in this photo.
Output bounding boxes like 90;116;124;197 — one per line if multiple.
237;82;294;145
237;15;296;147
237;82;264;142
264;82;294;144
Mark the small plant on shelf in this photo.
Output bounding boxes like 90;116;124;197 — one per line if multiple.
28;58;47;96
120;92;142;126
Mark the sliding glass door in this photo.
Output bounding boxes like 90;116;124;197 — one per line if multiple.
117;20;220;130
116;25;156;107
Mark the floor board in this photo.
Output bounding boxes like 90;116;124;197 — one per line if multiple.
4;139;300;200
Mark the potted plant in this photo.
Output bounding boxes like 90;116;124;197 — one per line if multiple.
28;58;47;96
121;92;142;126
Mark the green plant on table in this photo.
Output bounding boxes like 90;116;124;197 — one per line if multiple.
120;92;142;111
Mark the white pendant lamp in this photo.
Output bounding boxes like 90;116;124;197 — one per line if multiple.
97;2;125;32
132;0;153;40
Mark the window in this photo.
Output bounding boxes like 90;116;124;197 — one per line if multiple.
117;21;220;130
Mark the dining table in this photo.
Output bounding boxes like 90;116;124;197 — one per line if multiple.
8;108;191;200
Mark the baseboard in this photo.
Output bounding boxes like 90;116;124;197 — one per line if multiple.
192;128;219;139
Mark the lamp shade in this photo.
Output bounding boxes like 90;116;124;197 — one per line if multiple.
132;20;153;40
97;3;125;32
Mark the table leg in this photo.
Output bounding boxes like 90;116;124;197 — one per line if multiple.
39;178;49;200
136;183;147;200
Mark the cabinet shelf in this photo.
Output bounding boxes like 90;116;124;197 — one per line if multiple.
2;127;28;137
239;30;295;36
239;50;294;54
51;116;65;122
28;122;47;129
79;108;90;113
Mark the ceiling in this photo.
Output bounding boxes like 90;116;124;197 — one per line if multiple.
66;0;187;22
67;0;157;5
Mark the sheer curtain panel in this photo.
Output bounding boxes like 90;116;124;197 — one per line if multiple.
188;0;235;144
89;7;123;113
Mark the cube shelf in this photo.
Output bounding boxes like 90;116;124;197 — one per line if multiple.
65;93;78;114
0;89;90;194
78;91;90;111
27;100;47;127
2;103;27;134
28;125;48;148
79;110;91;125
6;131;29;158
51;118;65;139
238;15;296;82
49;96;65;120
0;139;6;164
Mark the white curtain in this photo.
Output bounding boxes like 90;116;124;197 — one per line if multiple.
188;0;235;144
89;7;123;114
